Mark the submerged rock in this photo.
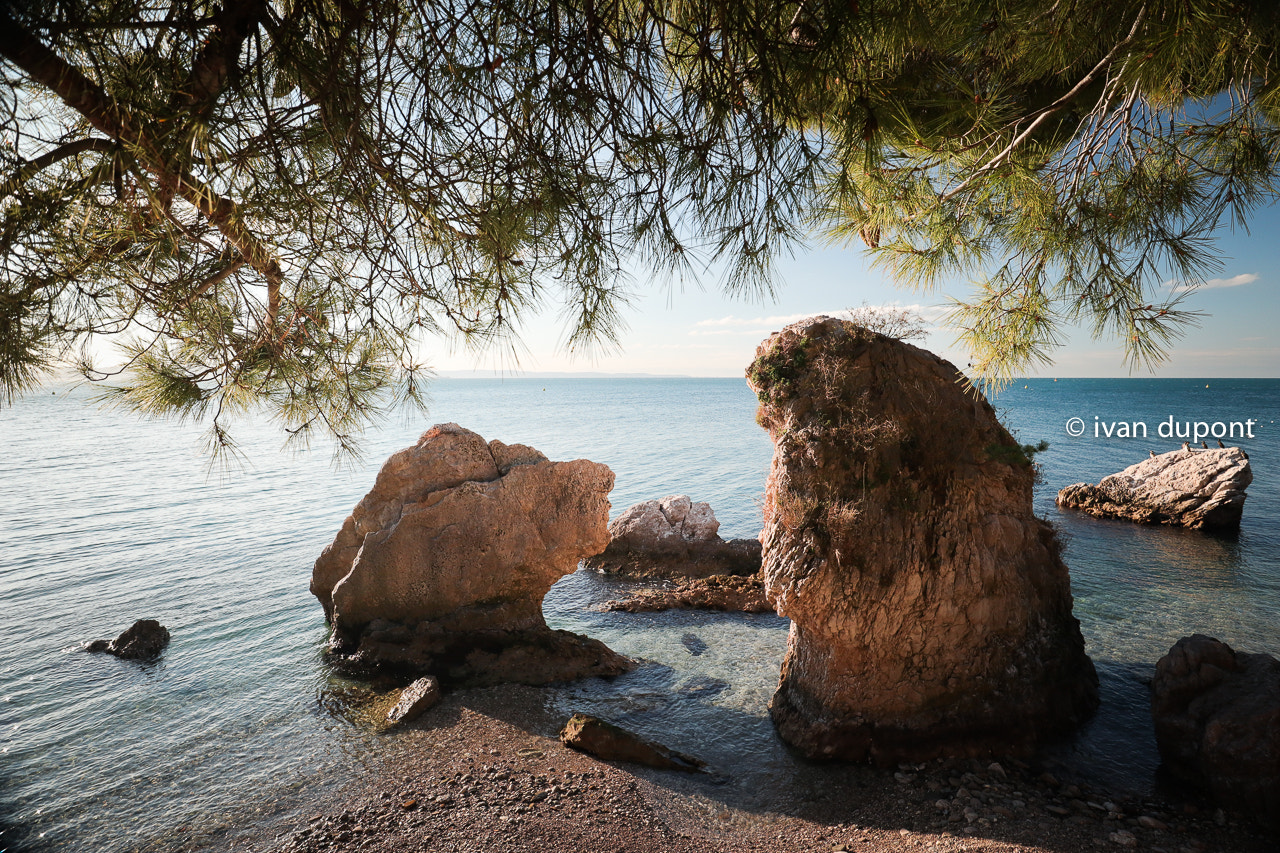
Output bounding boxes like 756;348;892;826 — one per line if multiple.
312;424;632;685
1151;634;1280;824
584;495;761;578
386;676;442;727
85;619;170;660
559;712;706;771
747;316;1098;764
603;573;772;614
1057;448;1251;530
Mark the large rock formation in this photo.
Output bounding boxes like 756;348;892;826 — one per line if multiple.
747;316;1098;764
1151;634;1280;824
583;495;762;578
312;424;632;685
1057;448;1251;530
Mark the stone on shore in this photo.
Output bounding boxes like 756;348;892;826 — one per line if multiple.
584;494;762;578
1057;447;1251;530
603;573;772;614
559;712;706;772
84;619;170;660
747;316;1097;764
1151;634;1280;824
312;424;632;685
386;676;442;727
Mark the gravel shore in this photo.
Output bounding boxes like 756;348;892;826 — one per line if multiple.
233;683;1275;853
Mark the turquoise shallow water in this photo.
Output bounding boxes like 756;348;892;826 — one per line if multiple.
1;376;1277;851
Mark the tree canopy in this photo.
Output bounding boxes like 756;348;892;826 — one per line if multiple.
3;0;1278;455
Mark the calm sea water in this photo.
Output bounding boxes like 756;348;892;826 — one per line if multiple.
1;376;1276;851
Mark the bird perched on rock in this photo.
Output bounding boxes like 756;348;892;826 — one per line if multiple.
1149;450;1156;458
1181;441;1191;452
1201;440;1209;449
1217;439;1226;448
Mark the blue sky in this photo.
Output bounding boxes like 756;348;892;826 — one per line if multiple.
433;208;1280;379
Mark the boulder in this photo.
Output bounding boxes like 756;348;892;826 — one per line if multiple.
1151;634;1280;824
313;424;633;685
746;316;1098;764
584;495;762;578
85;619;170;660
386;676;442;727
559;712;706;771
604;573;772;614
1057;448;1251;530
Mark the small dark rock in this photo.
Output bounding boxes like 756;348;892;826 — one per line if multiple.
559;713;705;772
680;633;708;656
85;619;170;660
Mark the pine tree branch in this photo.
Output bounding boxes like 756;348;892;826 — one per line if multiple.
939;4;1148;203
0;137;116;199
174;0;271;117
0;5;283;331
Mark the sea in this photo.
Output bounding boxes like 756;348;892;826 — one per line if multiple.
1;376;1277;852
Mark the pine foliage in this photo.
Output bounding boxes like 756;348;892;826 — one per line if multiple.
2;0;1278;455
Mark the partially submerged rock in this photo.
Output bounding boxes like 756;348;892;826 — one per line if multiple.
386;676;442;727
313;424;632;685
1151;634;1280;824
84;619;170;660
1057;448;1251;530
584;495;761;578
559;712;706;772
604;573;772;614
747;316;1098;764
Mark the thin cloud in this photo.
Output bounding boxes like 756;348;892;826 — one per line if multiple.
1169;273;1259;293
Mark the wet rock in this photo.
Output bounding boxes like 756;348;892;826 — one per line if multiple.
603;573;772;614
559;713;705;772
85;619;170;660
746;316;1098;765
386;676;441;726
313;424;632;685
1057;447;1251;530
584;495;762;578
1151;634;1280;824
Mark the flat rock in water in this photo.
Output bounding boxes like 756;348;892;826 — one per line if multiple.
680;633;708;656
386;675;441;726
85;619;170;660
559;713;705;772
1057;447;1251;530
604;573;772;614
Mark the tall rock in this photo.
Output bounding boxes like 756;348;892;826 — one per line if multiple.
746;317;1097;764
312;424;631;685
1057;448;1251;530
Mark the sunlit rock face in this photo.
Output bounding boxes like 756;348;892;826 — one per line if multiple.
584;494;762;578
312;423;631;685
1057;447;1252;530
747;317;1098;765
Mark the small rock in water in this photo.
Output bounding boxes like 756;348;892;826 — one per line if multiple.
386;675;441;726
680;632;708;656
84;619;170;660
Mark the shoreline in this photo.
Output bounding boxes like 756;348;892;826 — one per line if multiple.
232;683;1275;853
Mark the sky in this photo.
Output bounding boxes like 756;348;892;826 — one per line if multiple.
430;211;1280;379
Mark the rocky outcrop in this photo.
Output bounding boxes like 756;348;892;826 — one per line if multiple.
747;316;1098;764
1056;448;1251;530
583;495;762;578
386;676;442;727
313;424;632;685
85;619;170;660
1151;634;1280;824
559;713;706;771
603;573;772;614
